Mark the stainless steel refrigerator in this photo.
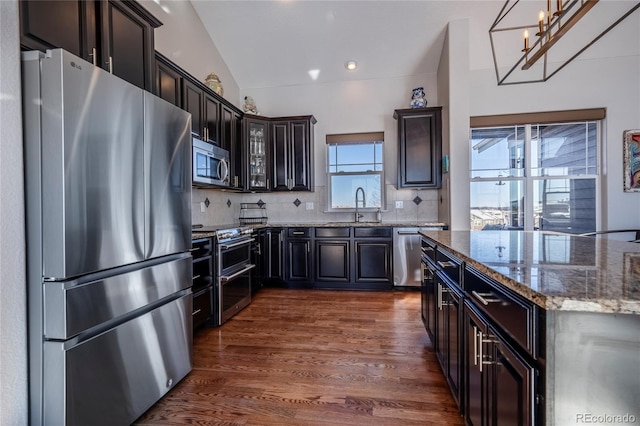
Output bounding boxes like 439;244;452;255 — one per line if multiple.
22;49;193;425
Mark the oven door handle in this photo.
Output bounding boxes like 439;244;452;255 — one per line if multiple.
219;238;255;250
220;264;256;282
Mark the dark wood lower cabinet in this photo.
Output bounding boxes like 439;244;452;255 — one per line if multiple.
421;257;437;343
286;239;313;285
435;273;462;406
464;301;535;426
192;287;213;330
354;240;392;285
266;227;391;290
264;228;284;284
315;241;350;283
191;237;214;331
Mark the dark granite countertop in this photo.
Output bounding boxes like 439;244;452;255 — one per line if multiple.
419;230;640;314
192;222;447;240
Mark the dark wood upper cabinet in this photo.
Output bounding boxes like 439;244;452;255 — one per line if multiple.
100;1;159;91
394;107;442;189
19;0;161;91
221;105;243;188
244;116;271;191
19;0;96;59
270;116;316;192
182;79;204;139
182;77;221;145
203;93;220;144
155;53;182;107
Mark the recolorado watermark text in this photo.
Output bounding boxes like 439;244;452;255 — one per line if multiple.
576;413;637;424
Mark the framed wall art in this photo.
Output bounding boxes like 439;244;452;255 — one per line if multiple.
623;129;640;192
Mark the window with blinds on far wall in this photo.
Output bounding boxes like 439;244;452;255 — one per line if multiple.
326;132;384;211
469;109;603;234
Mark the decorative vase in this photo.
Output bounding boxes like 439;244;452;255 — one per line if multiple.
205;72;223;96
410;87;427;108
243;96;258;115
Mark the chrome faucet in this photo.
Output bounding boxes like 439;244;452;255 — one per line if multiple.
354;186;366;222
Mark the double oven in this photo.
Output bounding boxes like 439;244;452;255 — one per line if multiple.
214;226;255;324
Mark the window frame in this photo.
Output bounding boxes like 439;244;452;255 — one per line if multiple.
469;116;602;233
326;135;385;212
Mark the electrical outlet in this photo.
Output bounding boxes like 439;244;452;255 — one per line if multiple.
306;202;314;210
395;200;404;209
200;202;206;212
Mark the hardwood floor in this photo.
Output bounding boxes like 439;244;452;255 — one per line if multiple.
135;288;464;425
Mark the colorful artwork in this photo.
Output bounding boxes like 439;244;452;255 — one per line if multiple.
623;130;640;192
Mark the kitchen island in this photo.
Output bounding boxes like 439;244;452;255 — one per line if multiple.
419;230;640;426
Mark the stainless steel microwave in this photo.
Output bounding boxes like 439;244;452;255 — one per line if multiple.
192;137;230;186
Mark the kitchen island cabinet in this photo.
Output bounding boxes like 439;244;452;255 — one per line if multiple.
420;230;640;426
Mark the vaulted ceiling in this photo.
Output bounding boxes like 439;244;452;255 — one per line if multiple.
189;0;640;89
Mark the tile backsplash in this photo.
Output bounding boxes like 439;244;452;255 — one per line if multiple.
192;185;440;226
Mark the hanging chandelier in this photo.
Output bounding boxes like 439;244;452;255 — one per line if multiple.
489;0;640;85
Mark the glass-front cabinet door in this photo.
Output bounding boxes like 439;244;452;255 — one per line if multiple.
245;117;270;191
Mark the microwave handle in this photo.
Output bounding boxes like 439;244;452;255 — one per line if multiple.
218;158;229;183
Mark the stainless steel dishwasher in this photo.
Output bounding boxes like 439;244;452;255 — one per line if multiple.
393;227;442;287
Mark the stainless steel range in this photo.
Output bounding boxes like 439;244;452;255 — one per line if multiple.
207;226;255;324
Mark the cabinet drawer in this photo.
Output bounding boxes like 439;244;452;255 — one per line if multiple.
192;256;212;292
315;227;350;238
421;238;436;262
191;237;213;257
192;287;213;329
287;227;312;238
465;266;536;357
435;247;462;285
354;227;391;238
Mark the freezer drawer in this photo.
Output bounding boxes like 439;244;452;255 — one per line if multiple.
44;255;192;340
42;292;193;425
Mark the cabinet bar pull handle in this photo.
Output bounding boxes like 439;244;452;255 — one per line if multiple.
421;246;434;252
192;309;202;316
89;47;97;66
189;247;199;252
106;56;113;74
292;231;305;235
437;283;443;310
471;290;503;306
437;260;456;269
267;178;270;190
307;241;310;253
192;275;201;280
472;325;479;366
478;330;484;372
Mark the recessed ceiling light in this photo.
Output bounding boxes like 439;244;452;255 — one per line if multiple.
308;69;320;80
345;61;357;71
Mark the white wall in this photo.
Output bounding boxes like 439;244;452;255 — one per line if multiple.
140;0;241;109
466;55;640;231
0;0;28;424
228;74;443;224
438;19;471;231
